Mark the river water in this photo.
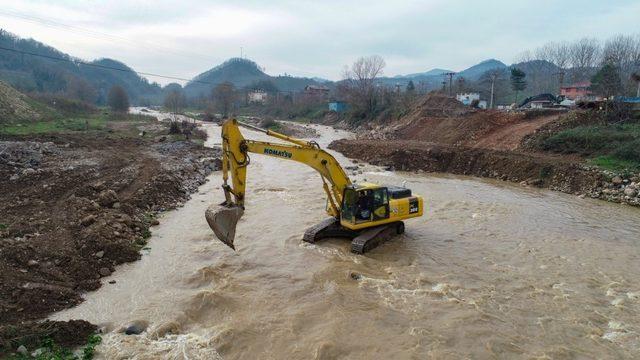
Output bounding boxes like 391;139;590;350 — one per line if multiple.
52;120;640;359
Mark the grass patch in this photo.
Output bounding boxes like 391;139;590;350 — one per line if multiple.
0;113;158;136
542;123;640;170
0;117;105;135
589;155;640;172
539;166;553;179
8;334;101;360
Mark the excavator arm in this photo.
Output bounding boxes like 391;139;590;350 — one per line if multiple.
206;118;351;249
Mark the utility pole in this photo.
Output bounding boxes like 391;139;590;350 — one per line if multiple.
443;72;456;96
240;47;243;59
490;77;495;109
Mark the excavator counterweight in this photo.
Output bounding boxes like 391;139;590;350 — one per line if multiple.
206;119;424;253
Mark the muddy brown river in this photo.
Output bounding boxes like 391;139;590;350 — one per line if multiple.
52;120;640;359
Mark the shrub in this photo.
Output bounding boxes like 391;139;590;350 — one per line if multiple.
30;94;98;115
168;121;181;134
541;125;636;155
613;140;640;162
191;128;207;140
259;117;276;129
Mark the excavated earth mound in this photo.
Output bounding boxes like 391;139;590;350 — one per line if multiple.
0;81;45;123
360;94;564;151
0;133;221;351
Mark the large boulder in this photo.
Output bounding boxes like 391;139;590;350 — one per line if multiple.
624;187;638;198
97;190;119;207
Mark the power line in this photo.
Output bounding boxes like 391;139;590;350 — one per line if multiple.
0;45;214;85
443;72;456;96
0;9;219;64
0;45;306;94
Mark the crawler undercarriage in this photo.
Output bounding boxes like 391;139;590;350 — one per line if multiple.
303;218;405;254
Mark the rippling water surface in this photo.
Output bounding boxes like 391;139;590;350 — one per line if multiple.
52;120;640;359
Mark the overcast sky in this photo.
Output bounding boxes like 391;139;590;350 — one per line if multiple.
0;0;638;85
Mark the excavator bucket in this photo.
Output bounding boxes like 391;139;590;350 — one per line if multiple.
205;204;244;250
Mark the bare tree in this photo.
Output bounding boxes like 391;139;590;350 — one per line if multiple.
514;50;557;94
602;35;635;70
602;34;640;94
212;82;236;118
569;38;601;81
164;90;186;115
534;41;571;89
515;50;534;63
534;43;554;63
341;55;386;118
569;38;601;69
550;42;572;69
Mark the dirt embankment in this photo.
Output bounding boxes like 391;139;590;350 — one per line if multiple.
0;80;46;123
359;94;565;149
331;94;640;206
330;139;609;194
0;133;220;351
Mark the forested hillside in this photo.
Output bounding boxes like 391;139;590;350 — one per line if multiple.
0;29;162;105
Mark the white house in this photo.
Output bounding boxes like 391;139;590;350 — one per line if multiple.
456;92;480;106
248;90;268;104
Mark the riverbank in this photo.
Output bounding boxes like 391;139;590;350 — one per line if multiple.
327;94;640;207
330;139;640;206
0;118;220;353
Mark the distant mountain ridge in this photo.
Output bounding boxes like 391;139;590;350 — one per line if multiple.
0;29;536;105
184;57;324;98
378;59;508;90
456;59;507;80
402;68;453;78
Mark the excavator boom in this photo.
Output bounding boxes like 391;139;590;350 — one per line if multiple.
206;119;351;249
206;118;424;253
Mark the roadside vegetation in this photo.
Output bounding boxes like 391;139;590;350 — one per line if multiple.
7;334;101;360
542;122;640;171
0;113;154;136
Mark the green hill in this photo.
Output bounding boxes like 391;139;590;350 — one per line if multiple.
0;29;162;105
184;57;323;98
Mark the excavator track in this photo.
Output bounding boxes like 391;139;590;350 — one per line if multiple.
303;218;357;243
350;222;402;254
303;219;404;254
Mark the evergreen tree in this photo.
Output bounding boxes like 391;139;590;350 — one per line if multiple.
590;64;623;97
107;85;129;113
510;68;527;104
406;80;415;93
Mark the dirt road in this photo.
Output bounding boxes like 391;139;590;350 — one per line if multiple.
48;122;640;359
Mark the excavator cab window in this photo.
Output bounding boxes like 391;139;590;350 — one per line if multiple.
341;187;389;224
371;187;390;220
356;190;374;221
341;188;357;223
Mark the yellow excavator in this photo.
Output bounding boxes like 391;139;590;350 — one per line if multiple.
205;119;424;254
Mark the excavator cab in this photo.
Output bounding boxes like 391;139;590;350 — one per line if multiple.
341;185;390;225
340;183;422;231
